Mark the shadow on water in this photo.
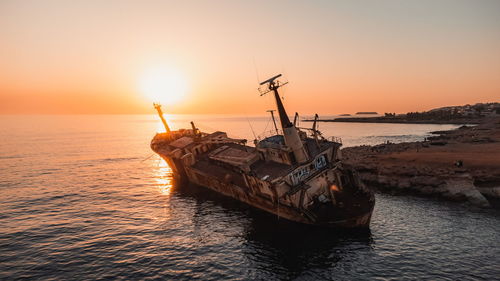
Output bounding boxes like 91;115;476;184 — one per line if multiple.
242;216;373;279
171;180;374;279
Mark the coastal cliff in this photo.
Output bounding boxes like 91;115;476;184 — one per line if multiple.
342;117;500;208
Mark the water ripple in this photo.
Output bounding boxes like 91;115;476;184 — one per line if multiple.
0;116;499;280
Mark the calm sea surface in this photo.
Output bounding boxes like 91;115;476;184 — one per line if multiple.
0;115;499;280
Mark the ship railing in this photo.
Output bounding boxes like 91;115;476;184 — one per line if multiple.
258;142;286;150
257;129;283;141
329;136;342;144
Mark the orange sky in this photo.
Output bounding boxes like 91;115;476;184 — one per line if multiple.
1;0;499;115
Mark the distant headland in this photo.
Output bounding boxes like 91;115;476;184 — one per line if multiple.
306;103;500;124
356;112;378;115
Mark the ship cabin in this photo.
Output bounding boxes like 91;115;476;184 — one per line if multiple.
255;130;342;187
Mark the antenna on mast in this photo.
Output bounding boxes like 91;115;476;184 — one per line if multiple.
267;109;279;135
258;74;288;96
258;74;291;128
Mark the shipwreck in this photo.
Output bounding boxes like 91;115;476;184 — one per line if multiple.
150;74;375;228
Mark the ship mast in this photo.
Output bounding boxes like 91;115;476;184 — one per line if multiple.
153;103;171;133
293;112;299;127
267;109;279;135
312;113;319;147
260;74;309;163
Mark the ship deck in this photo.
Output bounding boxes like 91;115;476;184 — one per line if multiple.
190;137;341;183
192;142;292;183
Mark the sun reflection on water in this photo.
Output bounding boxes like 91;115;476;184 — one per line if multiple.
154;158;174;196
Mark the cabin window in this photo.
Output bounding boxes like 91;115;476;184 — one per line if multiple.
341;175;348;186
289;152;297;165
259;152;265;160
280;154;286;162
315;155;326;169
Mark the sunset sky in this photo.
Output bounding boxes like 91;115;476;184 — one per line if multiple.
1;0;499;115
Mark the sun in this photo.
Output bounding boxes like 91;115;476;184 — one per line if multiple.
139;67;188;105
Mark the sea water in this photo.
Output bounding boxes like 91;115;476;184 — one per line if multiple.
0;115;498;280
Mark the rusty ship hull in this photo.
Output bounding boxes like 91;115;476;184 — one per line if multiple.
152;135;374;228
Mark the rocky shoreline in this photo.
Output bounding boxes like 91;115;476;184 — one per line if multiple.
342;117;500;208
